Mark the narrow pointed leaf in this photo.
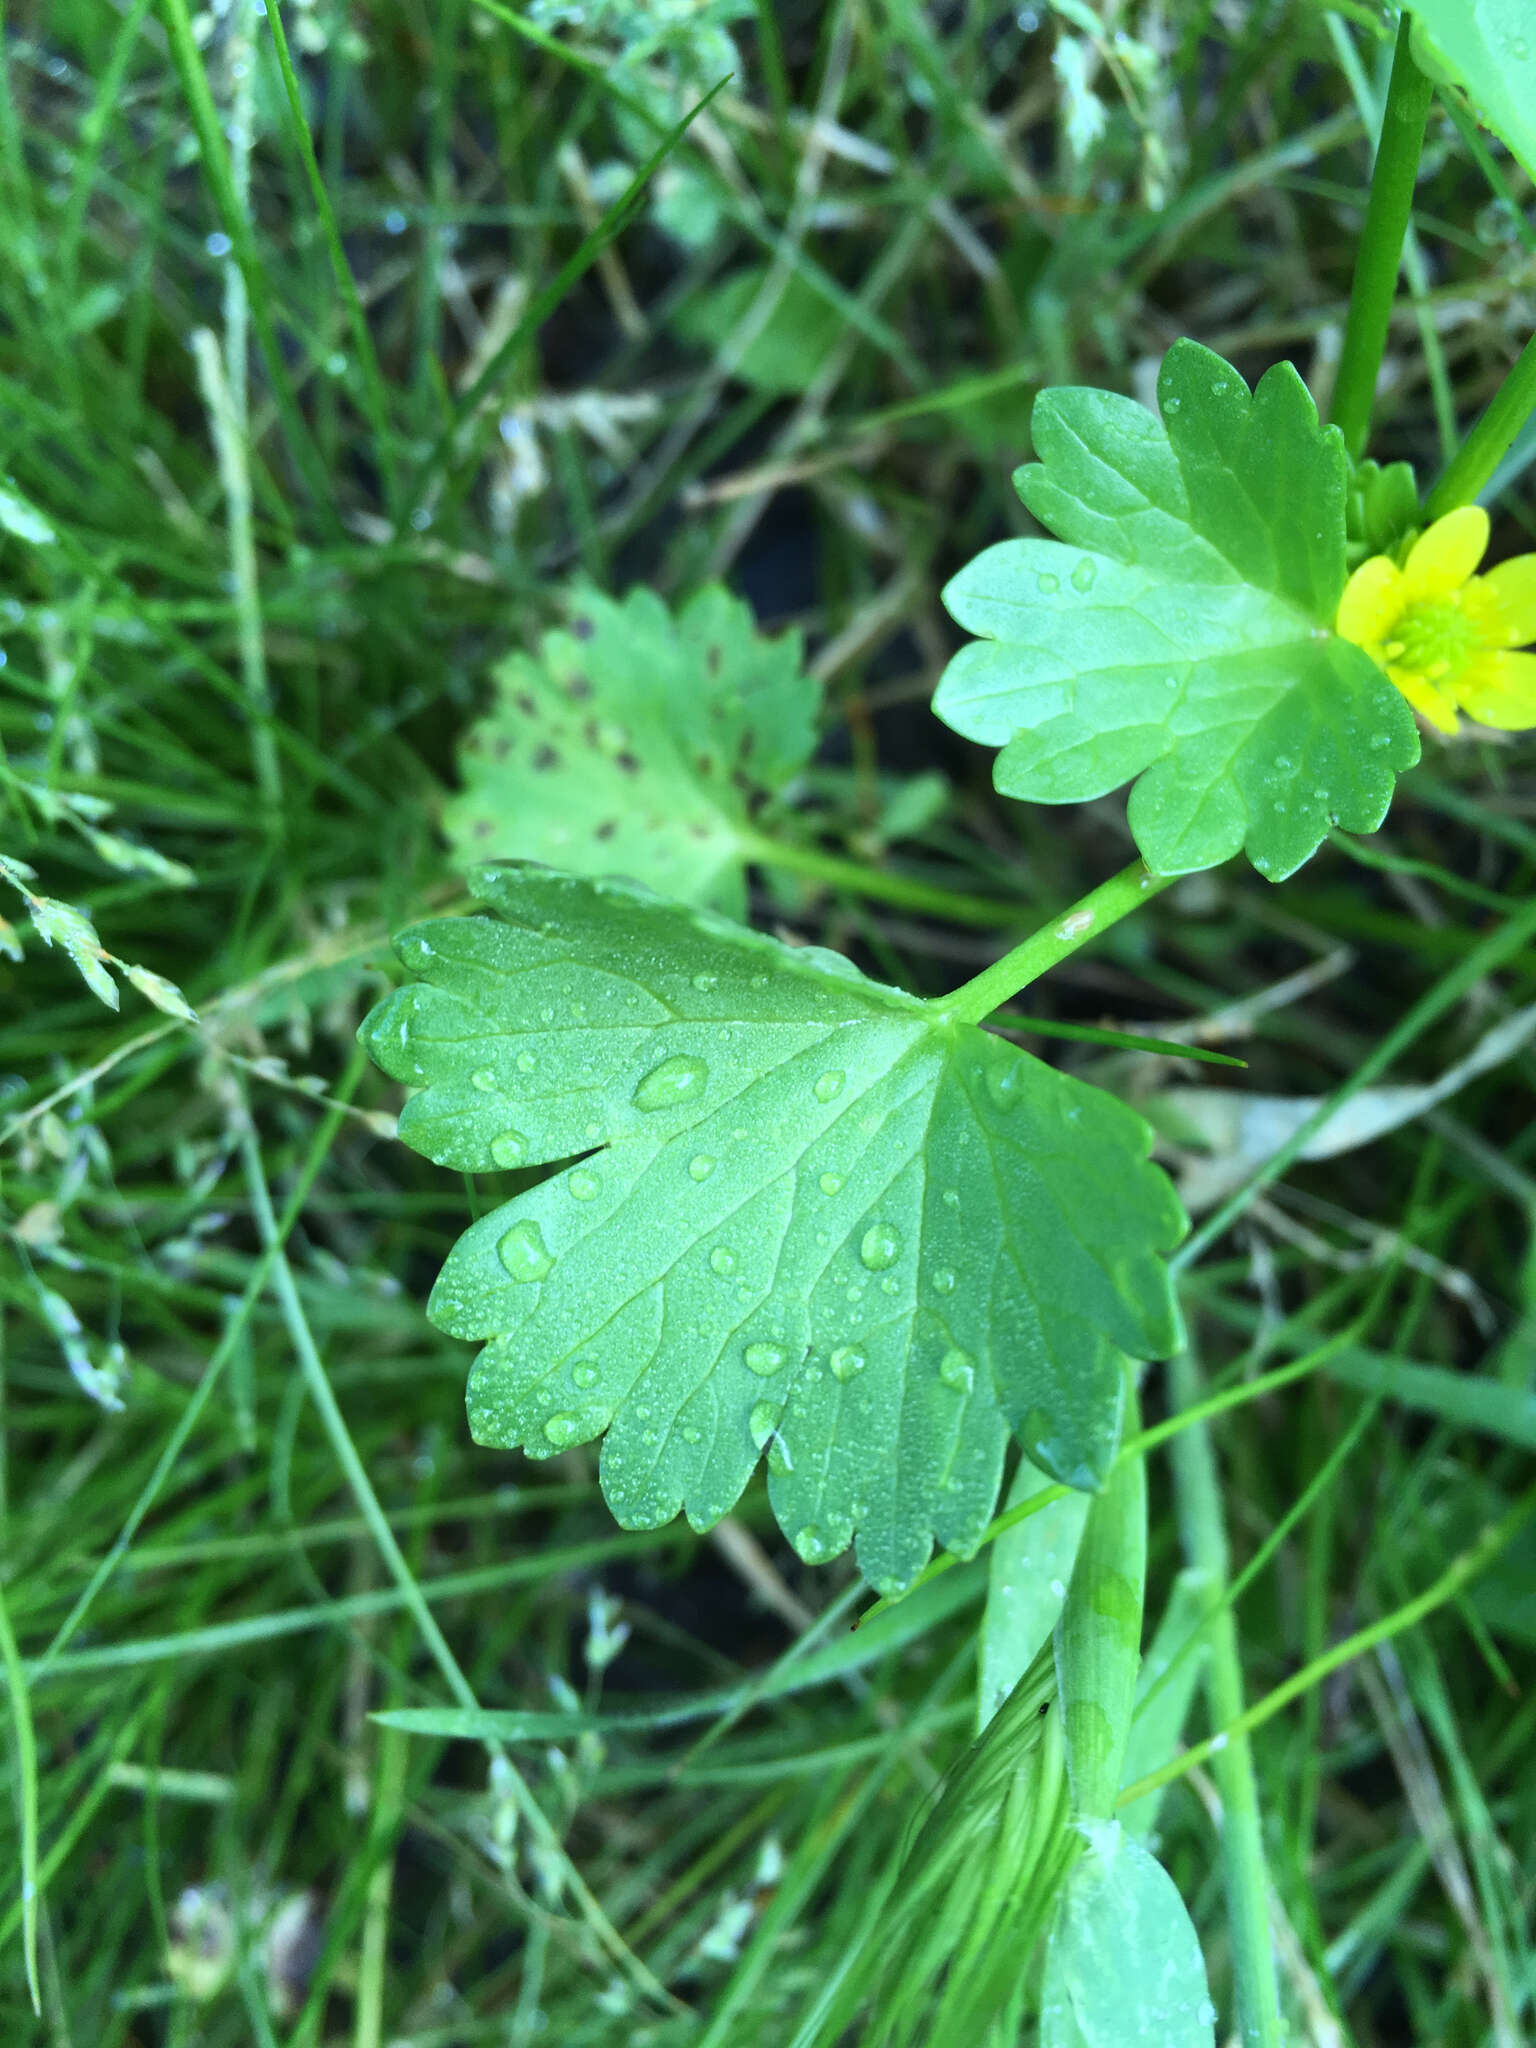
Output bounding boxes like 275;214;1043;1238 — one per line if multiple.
361;864;1186;1593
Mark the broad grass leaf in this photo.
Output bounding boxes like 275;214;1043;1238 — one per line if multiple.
1041;1822;1216;2047
444;585;816;914
361;863;1186;1593
935;339;1419;880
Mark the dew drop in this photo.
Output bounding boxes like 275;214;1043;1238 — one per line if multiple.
543;1411;584;1447
688;1153;716;1181
709;1245;737;1277
1070;556;1097;593
568;1166;600;1201
942;1188;960;1208
470;1067;497;1093
1036;570;1059;594
749;973;769;990
793;1525;827;1562
859;1221;902;1272
633;1053;708;1111
813;1069;846;1103
490;1130;529;1168
515;1050;536;1073
748;1400;780;1444
571;1361;599;1389
767;1437;793;1476
932;1267;956;1295
939;1348;975;1394
818;1171;843;1196
691;972;718;992
681;1425;702;1445
744;1341;787;1376
498;1218;555;1282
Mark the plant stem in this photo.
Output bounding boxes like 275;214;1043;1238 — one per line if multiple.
938;859;1176;1023
1118;1478;1536;1813
1167;1348;1283;2048
1329;16;1434;460
742;830;1027;928
1425;325;1536;518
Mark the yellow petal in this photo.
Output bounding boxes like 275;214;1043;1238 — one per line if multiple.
1456;649;1536;731
1401;505;1489;600
1481;553;1536;647
1336;554;1401;645
1388;666;1459;734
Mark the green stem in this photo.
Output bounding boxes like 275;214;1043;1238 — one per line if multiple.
1167;1349;1282;2048
1329;16;1434;460
1118;1478;1536;1814
1425;325;1536;518
938;860;1176;1023
741;831;1027;928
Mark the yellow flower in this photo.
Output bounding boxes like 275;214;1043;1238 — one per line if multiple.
1335;505;1536;735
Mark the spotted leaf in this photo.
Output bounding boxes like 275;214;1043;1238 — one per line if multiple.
444;584;816;913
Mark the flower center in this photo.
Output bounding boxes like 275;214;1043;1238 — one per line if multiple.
1383;596;1491;681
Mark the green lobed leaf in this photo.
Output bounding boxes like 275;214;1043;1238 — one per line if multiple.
1040;1821;1216;2048
1410;3;1536;186
443;585;817;914
360;863;1186;1593
935;339;1420;881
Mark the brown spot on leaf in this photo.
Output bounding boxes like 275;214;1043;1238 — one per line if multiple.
696;753;714;776
595;819;618;841
515;692;537;717
572;616;594;640
532;745;560;771
473;818;494;837
582;718;600;746
615;751;641;775
492;735;511;759
739;730;756;760
566;673;593;701
706;644;722;675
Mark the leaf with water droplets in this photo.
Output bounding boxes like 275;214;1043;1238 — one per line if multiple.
1411;3;1536;187
1041;1822;1216;2047
361;863;1185;1593
935;339;1419;881
443;584;817;914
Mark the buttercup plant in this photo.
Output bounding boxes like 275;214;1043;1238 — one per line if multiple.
361;13;1536;2044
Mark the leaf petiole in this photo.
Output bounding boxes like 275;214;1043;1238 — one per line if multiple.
935;860;1178;1023
1329;16;1435;459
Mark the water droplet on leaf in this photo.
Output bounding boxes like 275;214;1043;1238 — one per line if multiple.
709;1245;737;1276
939;1348;975;1393
813;1070;845;1103
1070;556;1096;592
571;1362;599;1389
568;1167;600;1201
743;1341;787;1376
932;1267;956;1295
688;1153;716;1181
471;1067;497;1093
829;1346;866;1382
498;1219;555;1282
859;1221;902;1271
543;1411;584;1447
490;1130;529;1168
1036;570;1059;594
633;1053;708;1111
818;1171;843;1196
748;1400;779;1444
